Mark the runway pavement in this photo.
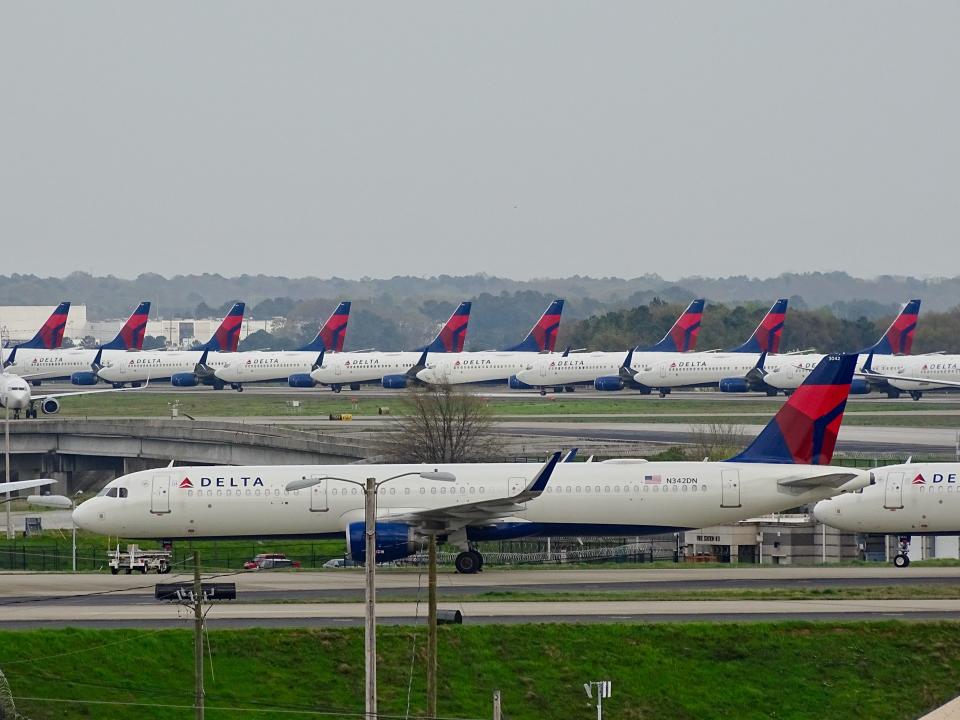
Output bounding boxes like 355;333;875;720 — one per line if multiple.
1;567;958;627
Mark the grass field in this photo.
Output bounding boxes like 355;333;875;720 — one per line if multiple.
1;623;959;719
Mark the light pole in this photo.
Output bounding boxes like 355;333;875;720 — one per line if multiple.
287;469;455;720
584;680;612;720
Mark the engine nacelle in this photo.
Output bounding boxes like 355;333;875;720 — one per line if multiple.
381;375;408;389
170;373;200;387
40;398;60;415
719;378;750;393
346;521;417;563
508;375;533;390
70;372;99;386
594;376;624;392
287;373;316;388
850;378;871;395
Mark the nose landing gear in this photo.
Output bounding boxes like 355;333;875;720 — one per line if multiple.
893;535;911;567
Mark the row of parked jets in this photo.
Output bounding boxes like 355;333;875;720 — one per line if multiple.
0;296;956;419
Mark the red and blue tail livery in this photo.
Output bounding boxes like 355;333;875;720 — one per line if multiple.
202;302;245;353
729;353;856;465
17;302;70;349
423;302;471;353
503;299;565;353
100;302;151;351
861;299;920;355
300;301;350;353
729;299;789;353
644;299;704;353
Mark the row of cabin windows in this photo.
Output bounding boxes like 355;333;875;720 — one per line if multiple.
184;484;709;498
918;486;957;493
548;484;707;494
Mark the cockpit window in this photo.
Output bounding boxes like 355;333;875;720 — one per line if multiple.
118;488;128;498
106;488;118;498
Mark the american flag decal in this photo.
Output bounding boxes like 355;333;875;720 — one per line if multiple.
644;475;662;485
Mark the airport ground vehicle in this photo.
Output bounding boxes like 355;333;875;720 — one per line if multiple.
243;553;302;570
108;544;172;574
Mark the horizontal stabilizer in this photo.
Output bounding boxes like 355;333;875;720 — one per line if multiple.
0;478;56;495
777;472;862;490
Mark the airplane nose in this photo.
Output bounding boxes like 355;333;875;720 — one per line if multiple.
812;499;832;524
72;502;93;530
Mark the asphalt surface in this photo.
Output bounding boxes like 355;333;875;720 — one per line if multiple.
2;567;958;628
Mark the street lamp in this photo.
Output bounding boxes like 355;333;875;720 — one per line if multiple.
286;469;455;720
27;494;76;571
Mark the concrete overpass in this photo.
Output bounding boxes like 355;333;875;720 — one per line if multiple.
2;418;377;493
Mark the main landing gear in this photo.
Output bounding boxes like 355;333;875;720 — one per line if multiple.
893;536;911;568
910;391;923;401
454;548;484;574
231;383;244;392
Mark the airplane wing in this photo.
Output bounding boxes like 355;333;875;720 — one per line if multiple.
32;379;150;402
777;472;864;490
0;478;56;495
388;452;561;530
856;370;960;389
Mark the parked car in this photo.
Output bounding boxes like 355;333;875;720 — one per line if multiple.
243;553;302;570
323;557;360;569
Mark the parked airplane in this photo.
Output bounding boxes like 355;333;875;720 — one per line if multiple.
850;351;960;401
557;299;787;397
813;461;960;567
213;302;350;391
510;299;705;394
305;302;473;391
92;303;244;389
3;302;151;385
73;354;869;573
413;300;571;387
718;300;922;397
0;367;146;419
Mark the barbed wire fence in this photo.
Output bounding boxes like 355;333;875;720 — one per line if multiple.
0;668;29;720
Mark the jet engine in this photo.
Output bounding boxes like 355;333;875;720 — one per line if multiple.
41;398;60;415
346;521;417;563
381;375;408;389
287;374;316;388
593;376;624;392
70;372;99;386
170;373;199;387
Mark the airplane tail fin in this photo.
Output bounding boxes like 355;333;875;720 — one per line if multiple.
17;302;70;349
502;299;565;353
100;302;150;350
728;353;857;465
201;303;245;353
729;299;789;353
299;301;351;352
644;299;704;352
421;302;471;353
860;299;920;355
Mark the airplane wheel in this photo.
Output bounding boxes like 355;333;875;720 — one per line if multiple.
893;554;910;568
350;383;361;391
332;386;341;394
539;389;546;396
112;383;123;389
454;550;482;574
887;390;901;399
766;389;778;397
110;567;119;575
910;392;922;401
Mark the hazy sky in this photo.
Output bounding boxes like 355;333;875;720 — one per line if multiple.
2;3;958;281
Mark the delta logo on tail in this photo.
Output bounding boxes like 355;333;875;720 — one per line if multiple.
502;299;565;353
18;302;70;350
864;299;921;356
425;302;471;353
179;477;194;489
729;353;856;465
100;302;151;351
299;301;351;353
645;299;704;353
205;303;245;353
912;474;926;485
729;299;789;353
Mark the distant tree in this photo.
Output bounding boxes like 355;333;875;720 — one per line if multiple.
61;337;75;349
80;335;97;349
380;384;498;463
193;302;215;319
141;335;167;350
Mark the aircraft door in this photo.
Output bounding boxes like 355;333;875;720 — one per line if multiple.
659;362;668;379
306;478;328;512
151;474;171;514
721;469;741;508
884;472;904;510
540;362;547;379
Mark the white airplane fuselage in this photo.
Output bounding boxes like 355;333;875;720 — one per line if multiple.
73;461;870;541
215;351;324;384
628;351;760;389
814;463;960;534
0;348;117;381
310;352;425;385
0;373;31;411
760;353;904;391
417;351;554;386
96;350;233;383
863;355;960;393
514;352;629;387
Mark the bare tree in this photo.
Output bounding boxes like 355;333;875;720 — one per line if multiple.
689;421;747;460
380;383;499;463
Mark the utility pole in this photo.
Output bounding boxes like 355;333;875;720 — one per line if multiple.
5;405;12;540
193;550;204;720
427;534;438;718
492;690;502;720
364;476;377;720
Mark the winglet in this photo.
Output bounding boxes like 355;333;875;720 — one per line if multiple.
562;448;578;463
523;451;561;495
3;346;17;368
406;349;429;378
90;348;104;372
311;350;325;371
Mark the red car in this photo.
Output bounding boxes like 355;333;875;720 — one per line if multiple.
243;553;302;570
